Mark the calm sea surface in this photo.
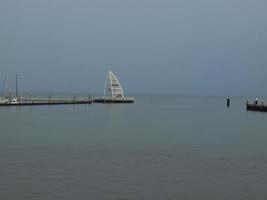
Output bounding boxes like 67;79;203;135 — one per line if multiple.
0;96;267;200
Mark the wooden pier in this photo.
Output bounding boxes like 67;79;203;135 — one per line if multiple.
0;97;94;107
246;101;267;112
0;96;135;106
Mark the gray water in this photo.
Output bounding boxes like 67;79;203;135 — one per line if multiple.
0;96;267;200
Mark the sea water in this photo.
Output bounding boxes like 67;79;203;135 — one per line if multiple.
0;96;267;200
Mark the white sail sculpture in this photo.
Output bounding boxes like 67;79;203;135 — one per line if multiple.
104;70;124;99
94;70;134;103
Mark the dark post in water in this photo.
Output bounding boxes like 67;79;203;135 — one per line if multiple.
227;97;230;107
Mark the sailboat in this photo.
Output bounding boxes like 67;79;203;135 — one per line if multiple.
0;74;20;104
0;74;10;103
95;70;134;103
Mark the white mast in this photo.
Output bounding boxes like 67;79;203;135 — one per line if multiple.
104;70;124;99
1;74;9;98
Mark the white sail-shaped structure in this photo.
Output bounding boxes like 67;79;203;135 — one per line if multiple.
104;71;124;99
94;70;134;103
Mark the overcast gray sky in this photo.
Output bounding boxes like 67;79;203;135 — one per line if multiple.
0;0;267;96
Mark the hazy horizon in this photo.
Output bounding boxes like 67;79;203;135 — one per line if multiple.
1;0;267;96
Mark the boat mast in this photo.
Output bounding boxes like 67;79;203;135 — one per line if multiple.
6;75;9;98
15;73;18;98
1;75;6;97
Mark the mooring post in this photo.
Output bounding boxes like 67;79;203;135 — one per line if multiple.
227;97;230;107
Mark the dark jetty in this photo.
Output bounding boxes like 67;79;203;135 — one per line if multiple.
246;101;267;112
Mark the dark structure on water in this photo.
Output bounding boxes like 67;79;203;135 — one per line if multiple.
227;97;230;107
246;101;267;112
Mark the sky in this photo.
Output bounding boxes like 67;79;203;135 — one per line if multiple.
0;0;267;96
